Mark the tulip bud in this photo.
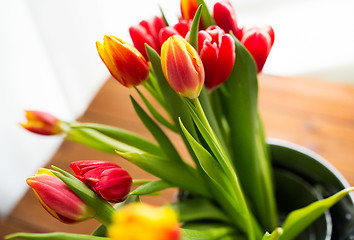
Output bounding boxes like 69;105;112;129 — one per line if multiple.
241;26;274;72
108;203;180;240
20;110;64;136
70;161;132;203
198;26;235;89
96;35;149;87
213;0;243;39
129;16;166;59
26;168;94;223
161;35;205;99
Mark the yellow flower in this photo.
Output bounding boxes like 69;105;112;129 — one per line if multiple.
108;203;180;240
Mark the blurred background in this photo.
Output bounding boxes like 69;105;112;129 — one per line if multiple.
1;0;354;218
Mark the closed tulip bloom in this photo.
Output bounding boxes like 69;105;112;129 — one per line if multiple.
161;35;205;99
20;110;64;136
26;168;94;223
241;26;275;72
213;0;243;39
129;16;166;59
198;26;235;90
108;203;180;240
70;161;132;203
96;35;149;87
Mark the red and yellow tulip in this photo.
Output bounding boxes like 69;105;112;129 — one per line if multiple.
96;35;149;87
108;203;180;240
70;160;132;203
20;110;63;136
161;35;205;99
180;0;199;22
26;169;94;223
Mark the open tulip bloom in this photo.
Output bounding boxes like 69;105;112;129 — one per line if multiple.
10;1;354;240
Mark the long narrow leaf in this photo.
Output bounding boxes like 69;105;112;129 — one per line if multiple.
6;233;108;240
223;34;277;230
130;180;172;195
182;224;238;240
188;5;202;51
135;87;178;132
280;187;354;240
130;96;182;163
195;0;215;28
69;122;162;155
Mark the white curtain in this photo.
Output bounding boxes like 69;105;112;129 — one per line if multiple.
1;0;353;218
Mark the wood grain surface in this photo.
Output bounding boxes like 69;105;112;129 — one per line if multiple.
2;74;354;237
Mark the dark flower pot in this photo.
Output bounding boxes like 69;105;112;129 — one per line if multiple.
269;139;354;240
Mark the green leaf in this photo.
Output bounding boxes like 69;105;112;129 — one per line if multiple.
130;180;172;195
66;127;143;154
223;34;277;230
130;96;182;163
179;118;233;196
159;5;169;26
195;0;215;28
280;187;354;240
116;150;210;198
66;128;114;153
51;166;115;226
135;87;178;132
5;233;108;240
188;5;202;51
170;198;229;223
70;122;162;155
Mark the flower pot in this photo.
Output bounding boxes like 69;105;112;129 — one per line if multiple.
269;138;354;240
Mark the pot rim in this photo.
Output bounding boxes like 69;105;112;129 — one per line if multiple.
267;138;354;203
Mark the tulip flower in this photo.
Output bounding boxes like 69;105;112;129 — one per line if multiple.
159;19;191;45
70;161;132;203
241;26;275;72
20;110;64;136
180;0;199;22
96;35;149;87
198;26;235;89
129;16;166;59
213;0;243;40
26;168;94;223
161;35;205;99
108;203;180;240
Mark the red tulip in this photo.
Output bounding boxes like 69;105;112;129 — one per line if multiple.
241;26;274;72
161;35;205;99
213;0;243;39
129;16;166;59
26;168;94;223
198;26;235;90
20;110;63;136
159;19;191;45
96;35;149;87
70;161;132;203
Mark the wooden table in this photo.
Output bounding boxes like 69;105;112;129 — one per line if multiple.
2;75;354;237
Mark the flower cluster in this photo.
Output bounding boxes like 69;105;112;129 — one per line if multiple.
10;1;354;240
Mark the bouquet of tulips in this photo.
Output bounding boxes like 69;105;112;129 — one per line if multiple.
7;0;354;240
